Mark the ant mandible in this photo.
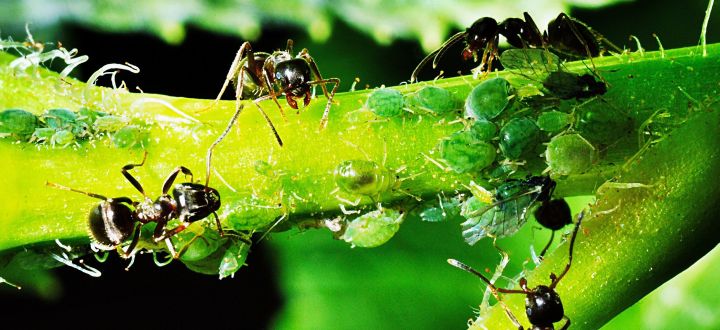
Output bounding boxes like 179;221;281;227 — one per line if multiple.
211;39;340;146
47;150;224;259
449;212;584;330
410;12;620;82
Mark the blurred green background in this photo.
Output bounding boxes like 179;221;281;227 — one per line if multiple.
0;0;718;328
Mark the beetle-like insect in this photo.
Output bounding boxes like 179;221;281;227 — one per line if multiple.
211;39;340;146
462;175;571;258
47;151;223;258
449;211;584;330
410;12;620;82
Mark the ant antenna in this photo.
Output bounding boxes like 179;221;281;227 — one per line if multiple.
411;31;466;83
550;211;584;289
46;181;108;200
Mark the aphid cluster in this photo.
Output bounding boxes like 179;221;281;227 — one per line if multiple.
0;108;147;148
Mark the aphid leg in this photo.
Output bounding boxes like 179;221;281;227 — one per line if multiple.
121;151;149;197
45;181;108;200
120;223;143;259
550;211;584;289
161;166;193;195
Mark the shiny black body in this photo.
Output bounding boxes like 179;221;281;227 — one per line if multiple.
411;12;619;82
448;212;584;330
542;71;607;99
49;154;223;258
213;39;340;146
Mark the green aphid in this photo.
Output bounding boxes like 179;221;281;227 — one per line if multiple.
334;159;397;196
0;109;41;140
253;160;275;177
94;115;130;132
419;196;463;223
218;237;251;279
366;88;404;117
342;208;404;248
175;229;224;263
499;48;560;72
408;86;458;115
112;125;150;148
464;77;514;120
51;129;75;147
576;108;635;145
469;119;497;141
30;127;56;143
537;110;573;133
440;130;496;173
43;108;77;129
76;108;107;137
546;133;597;175
499;117;541;159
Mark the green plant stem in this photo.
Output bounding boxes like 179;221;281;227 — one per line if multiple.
0;45;719;327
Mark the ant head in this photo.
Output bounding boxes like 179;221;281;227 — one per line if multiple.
172;183;221;222
88;199;137;249
525;285;565;328
463;17;499;60
274;58;312;98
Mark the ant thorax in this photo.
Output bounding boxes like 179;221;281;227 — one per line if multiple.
135;195;176;223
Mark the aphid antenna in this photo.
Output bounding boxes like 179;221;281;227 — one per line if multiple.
699;0;715;57
257;213;288;243
0;277;21;290
652;33;666;58
628;35;645;57
410;32;466;83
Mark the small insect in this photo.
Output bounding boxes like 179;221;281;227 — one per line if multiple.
334;159;399;197
0;109;40;140
47;151;224;258
341;207;405;248
410;12;620;82
462;176;572;258
210;39;340;146
499;117;541;160
542;71;607;100
448;211;583;330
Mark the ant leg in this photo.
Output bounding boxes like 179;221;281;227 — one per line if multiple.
120;223;143;258
253;94;284;146
156;221;191;242
261;61;288;120
539;229;556;259
121;151;149;197
209;42;254;107
162;166;194;195
550;211;584;289
212;211;225;237
447;259;525;329
205;103;245;187
307;78;340;130
559;315;571;330
46;182;108;200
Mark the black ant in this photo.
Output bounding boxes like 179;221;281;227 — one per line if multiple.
410;12;620;82
47;151;224;258
210;39;340;146
449;212;584;330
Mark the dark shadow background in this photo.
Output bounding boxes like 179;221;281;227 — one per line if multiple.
0;0;717;328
